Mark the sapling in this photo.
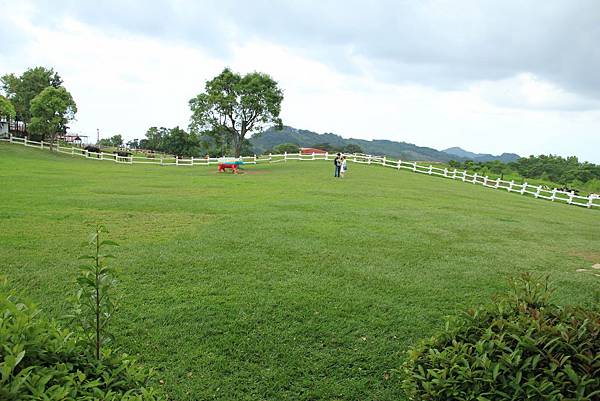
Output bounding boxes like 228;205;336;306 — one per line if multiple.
72;225;120;360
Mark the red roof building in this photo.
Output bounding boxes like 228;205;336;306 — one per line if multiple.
300;147;328;155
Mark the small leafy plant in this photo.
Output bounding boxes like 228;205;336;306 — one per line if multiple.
72;224;120;360
0;276;162;400
401;273;600;400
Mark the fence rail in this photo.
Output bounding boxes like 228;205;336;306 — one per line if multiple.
2;135;599;210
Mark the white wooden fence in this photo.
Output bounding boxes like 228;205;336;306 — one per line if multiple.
2;135;599;210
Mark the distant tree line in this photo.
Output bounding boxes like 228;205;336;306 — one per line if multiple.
121;67;284;158
98;134;124;148
1;66;77;147
449;155;600;193
124;126;256;158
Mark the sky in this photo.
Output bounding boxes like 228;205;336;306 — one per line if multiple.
1;0;599;162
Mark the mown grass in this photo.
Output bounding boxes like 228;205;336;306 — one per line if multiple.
1;143;599;400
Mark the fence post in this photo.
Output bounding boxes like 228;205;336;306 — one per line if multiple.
508;180;514;191
495;178;500;188
587;195;594;208
535;185;541;198
472;172;478;183
428;165;432;175
462;171;467;182
24;138;28;146
568;191;574;204
254;154;257;163
71;147;75;156
412;162;417;172
325;151;329;160
550;188;557;201
191;156;194;165
269;153;272;161
176;157;179;166
453;169;457;179
160;157;163;166
383;156;387;166
368;155;372;165
41;141;44;150
483;175;488;185
398;160;403;170
9;134;13;143
520;182;527;195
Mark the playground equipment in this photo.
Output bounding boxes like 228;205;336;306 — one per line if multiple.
218;158;244;173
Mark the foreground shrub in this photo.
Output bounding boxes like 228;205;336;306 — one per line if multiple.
402;274;600;400
0;281;161;400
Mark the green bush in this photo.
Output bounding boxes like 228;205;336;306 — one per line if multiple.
402;274;600;401
273;143;300;154
0;281;162;400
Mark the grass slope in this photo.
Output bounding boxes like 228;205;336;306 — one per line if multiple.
1;143;599;400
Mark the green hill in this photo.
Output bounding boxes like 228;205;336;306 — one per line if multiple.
443;146;520;163
250;126;519;162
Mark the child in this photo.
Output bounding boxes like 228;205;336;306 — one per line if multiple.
340;156;347;178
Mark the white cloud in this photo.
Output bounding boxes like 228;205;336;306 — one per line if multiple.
1;1;599;163
472;73;600;111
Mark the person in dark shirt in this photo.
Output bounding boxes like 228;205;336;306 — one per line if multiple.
334;153;341;177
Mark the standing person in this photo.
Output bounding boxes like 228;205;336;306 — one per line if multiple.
334;153;341;178
340;156;347;178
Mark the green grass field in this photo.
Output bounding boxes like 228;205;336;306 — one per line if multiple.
1;143;599;400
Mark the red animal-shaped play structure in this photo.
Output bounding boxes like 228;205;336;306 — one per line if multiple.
218;162;239;173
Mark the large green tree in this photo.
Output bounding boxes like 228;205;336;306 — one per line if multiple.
343;144;363;154
1;67;63;128
273;143;300;154
98;134;123;147
143;126;169;151
163;127;201;157
0;95;16;120
29;86;77;146
189;68;284;157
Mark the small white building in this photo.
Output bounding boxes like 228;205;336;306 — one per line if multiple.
0;119;8;136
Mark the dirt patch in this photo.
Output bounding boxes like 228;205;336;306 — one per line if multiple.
208;169;271;175
569;251;600;263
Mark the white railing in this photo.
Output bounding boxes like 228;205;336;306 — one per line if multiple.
2;134;599;210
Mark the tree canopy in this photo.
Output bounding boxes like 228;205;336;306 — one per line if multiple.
98;134;123;148
1;67;63;124
189;68;284;157
273;143;300;154
449;155;600;193
138;126;201;157
343;144;364;154
163;127;201;157
29;86;77;144
0;95;16;120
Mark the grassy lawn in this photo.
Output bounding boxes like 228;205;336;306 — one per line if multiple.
1;143;599;400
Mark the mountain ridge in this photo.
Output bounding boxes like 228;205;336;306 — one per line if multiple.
442;146;520;163
250;126;520;162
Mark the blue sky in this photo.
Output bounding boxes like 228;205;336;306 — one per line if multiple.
1;0;599;161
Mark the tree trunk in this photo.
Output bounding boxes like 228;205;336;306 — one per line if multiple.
234;125;246;158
